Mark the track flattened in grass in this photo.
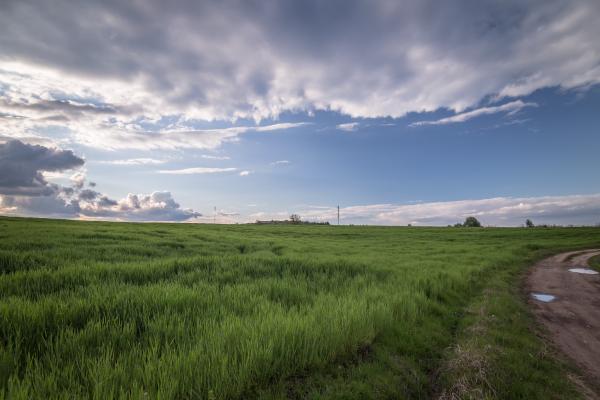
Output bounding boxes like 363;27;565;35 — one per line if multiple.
1;217;600;399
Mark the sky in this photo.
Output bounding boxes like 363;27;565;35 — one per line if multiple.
1;0;600;226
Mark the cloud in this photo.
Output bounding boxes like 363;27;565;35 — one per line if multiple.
271;160;290;165
0;98;118;119
100;158;167;165
239;170;251;176
290;194;600;226
0;140;84;196
70;171;86;189
42;171;69;180
72;122;307;151
218;194;600;226
78;188;100;201
0;61;308;149
200;155;230;160
157;167;237;175
0;140;200;221
218;211;240;216
0;0;599;150
410;100;537;126
1;190;200;222
95;191;200;222
336;122;360;132
194;209;241;224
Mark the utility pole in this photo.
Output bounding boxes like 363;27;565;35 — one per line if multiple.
337;205;340;225
214;206;216;224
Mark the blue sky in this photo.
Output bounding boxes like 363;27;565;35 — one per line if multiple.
1;1;600;225
81;86;600;225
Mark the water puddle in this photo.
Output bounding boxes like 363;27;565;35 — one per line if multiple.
568;268;599;275
531;293;556;302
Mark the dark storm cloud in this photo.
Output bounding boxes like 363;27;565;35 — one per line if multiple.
97;196;117;207
78;189;100;201
0;140;201;221
0;0;599;123
0;140;84;195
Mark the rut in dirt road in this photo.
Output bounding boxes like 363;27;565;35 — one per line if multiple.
527;250;600;398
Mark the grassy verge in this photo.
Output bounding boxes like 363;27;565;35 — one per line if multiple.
436;249;584;400
589;254;600;271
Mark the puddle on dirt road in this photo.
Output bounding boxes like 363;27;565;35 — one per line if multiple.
568;268;599;275
531;293;556;302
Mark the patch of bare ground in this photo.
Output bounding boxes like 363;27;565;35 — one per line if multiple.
527;250;600;400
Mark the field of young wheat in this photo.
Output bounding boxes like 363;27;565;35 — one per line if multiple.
1;217;599;399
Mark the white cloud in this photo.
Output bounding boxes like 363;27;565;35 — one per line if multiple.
302;194;600;226
157;167;237;175
239;170;251;176
100;158;167;165
42;171;69;180
254;123;311;132
410;100;537;127
271;160;290;165
73;123;308;151
217;194;600;226
107;191;200;221
336;122;360;132
201;155;230;160
70;171;87;189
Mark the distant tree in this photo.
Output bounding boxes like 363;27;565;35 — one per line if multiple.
463;216;481;227
525;219;535;228
454;223;463;228
289;214;301;223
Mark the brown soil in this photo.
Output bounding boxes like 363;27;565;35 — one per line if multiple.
527;249;600;399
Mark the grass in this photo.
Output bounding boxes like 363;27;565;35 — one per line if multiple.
0;216;599;399
589;254;600;272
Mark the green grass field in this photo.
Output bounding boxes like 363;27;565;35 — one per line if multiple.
589;254;600;272
1;216;599;399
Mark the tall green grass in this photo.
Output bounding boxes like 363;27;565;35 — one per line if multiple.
1;217;599;399
589;254;600;271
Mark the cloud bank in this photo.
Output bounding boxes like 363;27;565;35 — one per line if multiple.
0;0;599;149
0;140;84;196
243;194;600;227
0;140;200;221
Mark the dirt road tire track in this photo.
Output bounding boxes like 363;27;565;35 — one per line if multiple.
527;249;600;399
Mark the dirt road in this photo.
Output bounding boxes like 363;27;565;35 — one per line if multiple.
527;250;600;398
